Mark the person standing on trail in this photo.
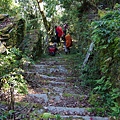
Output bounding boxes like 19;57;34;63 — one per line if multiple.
62;23;68;46
63;23;68;35
55;25;63;45
65;32;72;54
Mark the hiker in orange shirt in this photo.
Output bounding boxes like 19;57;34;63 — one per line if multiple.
65;32;72;54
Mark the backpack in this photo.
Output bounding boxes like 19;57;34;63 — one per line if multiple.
65;33;72;47
48;45;56;56
69;40;72;47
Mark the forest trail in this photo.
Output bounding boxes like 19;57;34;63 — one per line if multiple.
19;55;109;120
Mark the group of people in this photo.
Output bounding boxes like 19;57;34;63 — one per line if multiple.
54;24;72;54
48;23;72;56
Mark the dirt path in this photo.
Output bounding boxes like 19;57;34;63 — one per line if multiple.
15;55;109;120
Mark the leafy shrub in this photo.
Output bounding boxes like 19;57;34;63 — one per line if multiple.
81;4;120;118
89;4;120;118
0;47;28;94
0;110;14;120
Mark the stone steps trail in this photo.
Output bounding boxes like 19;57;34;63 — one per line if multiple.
23;56;109;120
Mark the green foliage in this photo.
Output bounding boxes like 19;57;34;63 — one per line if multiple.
44;0;59;18
28;111;63;120
0;47;28;94
16;18;26;47
16;0;41;30
36;113;62;120
0;110;14;120
0;0;12;13
88;5;120;118
0;0;19;15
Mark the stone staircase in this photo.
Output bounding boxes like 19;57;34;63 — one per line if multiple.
22;56;109;120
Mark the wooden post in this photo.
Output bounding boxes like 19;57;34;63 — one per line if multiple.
82;42;94;68
10;83;15;119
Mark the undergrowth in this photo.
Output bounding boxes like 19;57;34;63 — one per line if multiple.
81;4;120;118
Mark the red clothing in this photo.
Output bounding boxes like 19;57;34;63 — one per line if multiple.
56;26;63;37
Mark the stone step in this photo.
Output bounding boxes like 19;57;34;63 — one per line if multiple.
47;94;90;108
24;72;77;81
61;115;109;120
38;80;67;85
27;78;73;86
24;72;66;80
24;93;90;108
27;67;68;75
28;93;48;103
39;57;67;61
27;83;82;95
37;60;68;65
30;64;68;69
26;64;69;76
36;108;109;120
43;106;88;115
42;106;109;120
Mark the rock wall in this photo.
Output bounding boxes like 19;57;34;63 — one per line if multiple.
0;14;14;53
0;14;42;59
19;29;43;59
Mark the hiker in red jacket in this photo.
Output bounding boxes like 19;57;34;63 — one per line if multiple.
55;25;63;45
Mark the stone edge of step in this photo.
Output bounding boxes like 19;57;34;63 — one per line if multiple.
61;115;109;120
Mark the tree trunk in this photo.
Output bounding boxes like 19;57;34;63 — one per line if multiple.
36;0;50;33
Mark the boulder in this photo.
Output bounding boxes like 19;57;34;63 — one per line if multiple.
0;41;6;53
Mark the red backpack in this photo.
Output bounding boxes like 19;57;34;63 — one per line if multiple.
48;45;56;56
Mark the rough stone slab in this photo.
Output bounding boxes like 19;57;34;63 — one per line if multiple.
39;74;66;80
38;61;67;65
49;81;67;85
43;106;87;115
61;115;109;120
29;94;48;103
30;64;67;68
0;41;6;53
25;72;66;80
24;71;77;80
30;64;48;68
28;67;68;74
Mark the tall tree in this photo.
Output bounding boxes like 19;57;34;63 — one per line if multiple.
36;0;51;33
